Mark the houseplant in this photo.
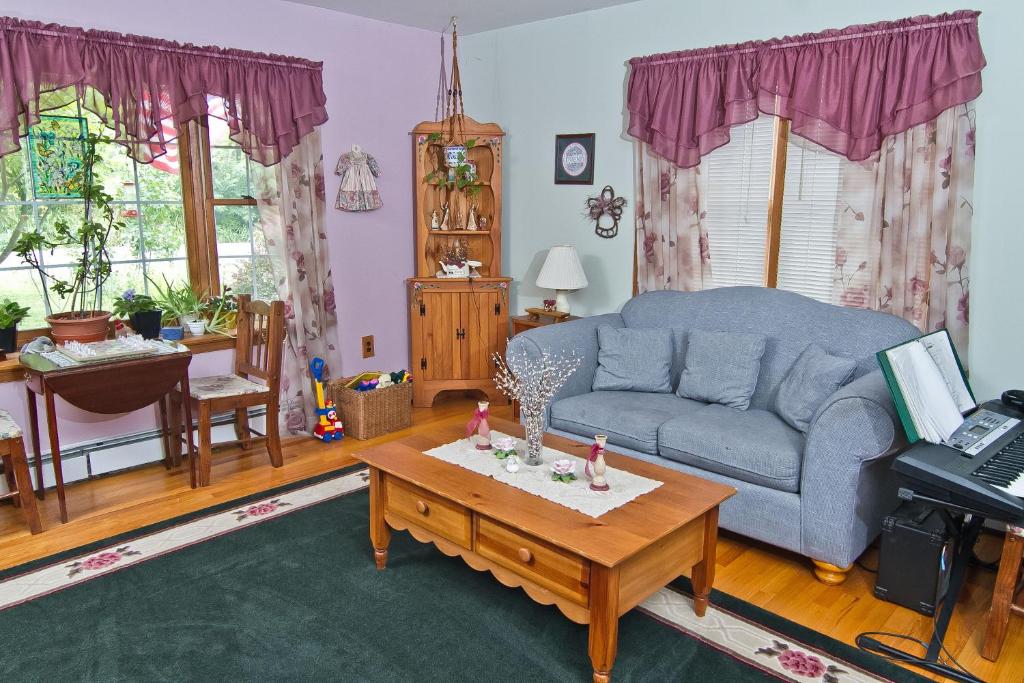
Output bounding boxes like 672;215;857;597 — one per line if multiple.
112;289;162;339
424;133;483;198
0;299;30;353
14;133;124;344
205;287;238;337
148;275;208;335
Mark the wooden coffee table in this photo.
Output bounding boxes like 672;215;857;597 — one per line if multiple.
354;417;735;682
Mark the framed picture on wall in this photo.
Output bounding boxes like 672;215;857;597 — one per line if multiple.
554;133;595;185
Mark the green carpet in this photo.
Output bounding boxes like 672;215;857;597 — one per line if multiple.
0;473;925;682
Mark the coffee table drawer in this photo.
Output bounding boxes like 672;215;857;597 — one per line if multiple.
385;477;472;549
476;517;590;605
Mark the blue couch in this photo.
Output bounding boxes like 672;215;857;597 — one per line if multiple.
507;287;919;583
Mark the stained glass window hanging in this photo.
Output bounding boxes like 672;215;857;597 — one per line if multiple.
27;114;88;199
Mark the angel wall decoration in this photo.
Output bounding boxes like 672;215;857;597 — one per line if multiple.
585;185;626;239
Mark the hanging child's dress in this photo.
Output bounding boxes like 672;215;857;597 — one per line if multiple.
335;145;382;211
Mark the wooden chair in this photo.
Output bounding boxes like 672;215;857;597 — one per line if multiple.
169;296;286;487
981;525;1024;661
0;409;42;534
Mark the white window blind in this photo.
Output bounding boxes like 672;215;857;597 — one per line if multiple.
702;116;774;288
775;137;844;303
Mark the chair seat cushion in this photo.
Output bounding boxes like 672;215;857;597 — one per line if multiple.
550;391;705;455
658;404;805;492
189;375;270;400
0;409;22;440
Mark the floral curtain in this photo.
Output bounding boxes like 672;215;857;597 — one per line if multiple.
253;129;341;434
634;142;712;292
833;104;975;356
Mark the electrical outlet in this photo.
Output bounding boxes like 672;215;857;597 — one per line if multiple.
361;335;375;358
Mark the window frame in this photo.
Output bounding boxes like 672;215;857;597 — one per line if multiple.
9;117;254;349
633;115;815;296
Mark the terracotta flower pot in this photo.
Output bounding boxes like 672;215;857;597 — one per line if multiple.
46;311;112;345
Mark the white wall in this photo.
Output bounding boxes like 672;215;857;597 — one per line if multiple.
461;0;1024;400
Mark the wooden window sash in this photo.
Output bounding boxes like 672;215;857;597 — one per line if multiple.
764;117;790;288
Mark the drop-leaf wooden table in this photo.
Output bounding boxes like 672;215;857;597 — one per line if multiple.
19;349;196;523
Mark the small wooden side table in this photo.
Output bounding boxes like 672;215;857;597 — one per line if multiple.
510;311;580;419
982;525;1024;661
20;350;196;522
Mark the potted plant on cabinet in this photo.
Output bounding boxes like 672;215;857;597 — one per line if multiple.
14;133;124;344
0;300;30;353
112;289;162;339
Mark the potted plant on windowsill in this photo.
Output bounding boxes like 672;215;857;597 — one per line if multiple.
0;300;30;353
14;132;124;344
112;289;162;340
148;275;208;337
205;287;238;337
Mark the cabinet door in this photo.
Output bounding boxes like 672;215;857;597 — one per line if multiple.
461;290;502;380
421;291;462;381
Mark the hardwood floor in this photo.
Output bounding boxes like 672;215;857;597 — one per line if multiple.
0;395;1019;681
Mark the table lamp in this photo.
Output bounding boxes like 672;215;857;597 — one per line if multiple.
536;245;588;314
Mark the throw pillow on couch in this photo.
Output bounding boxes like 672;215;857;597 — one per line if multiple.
676;329;767;410
592;326;674;393
773;343;857;432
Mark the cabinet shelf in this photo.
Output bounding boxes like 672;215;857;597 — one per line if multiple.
427;230;492;236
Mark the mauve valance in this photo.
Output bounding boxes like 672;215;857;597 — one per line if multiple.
626;10;986;168
0;17;328;166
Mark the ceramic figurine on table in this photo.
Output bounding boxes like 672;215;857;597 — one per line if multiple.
430;210;440;230
466;400;492;450
439;203;450;231
587;434;610;491
505;454;520;473
551;459;577;483
467;204;478;231
492;436;517;460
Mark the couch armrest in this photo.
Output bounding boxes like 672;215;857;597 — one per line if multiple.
506;313;624;412
799;369;907;567
806;369;905;463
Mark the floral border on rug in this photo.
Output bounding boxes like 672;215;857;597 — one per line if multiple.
1;468;894;683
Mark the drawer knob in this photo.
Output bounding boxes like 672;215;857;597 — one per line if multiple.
415;500;429;515
517;547;533;564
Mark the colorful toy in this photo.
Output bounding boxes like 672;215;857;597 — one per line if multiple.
310;358;343;442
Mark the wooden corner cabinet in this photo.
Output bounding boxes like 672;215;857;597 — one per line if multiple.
409;115;511;408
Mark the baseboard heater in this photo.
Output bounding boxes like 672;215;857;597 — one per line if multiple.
29;407;268;485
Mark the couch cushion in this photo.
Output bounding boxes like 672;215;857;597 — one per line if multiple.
658;404;805;492
550;391;705;455
773;344;857;432
676;329;766;410
592;325;674;393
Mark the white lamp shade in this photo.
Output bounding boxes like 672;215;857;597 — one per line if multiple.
536;245;588;290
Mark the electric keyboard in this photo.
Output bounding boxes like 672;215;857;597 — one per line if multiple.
893;403;1024;522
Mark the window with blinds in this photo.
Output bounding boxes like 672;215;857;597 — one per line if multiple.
702;116;774;288
775;137;843;303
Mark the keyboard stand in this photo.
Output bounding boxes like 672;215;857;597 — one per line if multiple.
857;488;985;683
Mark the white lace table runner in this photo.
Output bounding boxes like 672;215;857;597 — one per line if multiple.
423;431;662;518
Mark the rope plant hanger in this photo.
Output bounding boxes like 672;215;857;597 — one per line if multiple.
425;18;483;204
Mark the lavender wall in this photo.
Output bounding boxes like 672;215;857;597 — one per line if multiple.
0;0;435;453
